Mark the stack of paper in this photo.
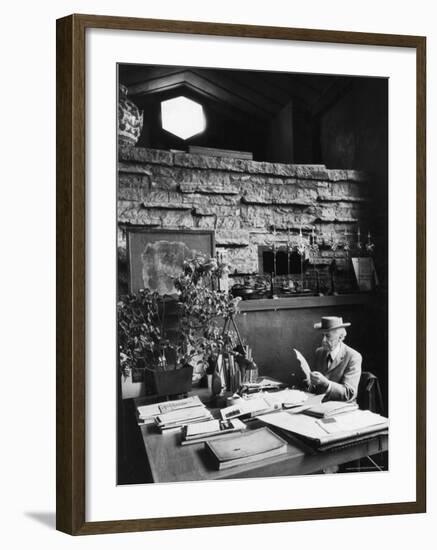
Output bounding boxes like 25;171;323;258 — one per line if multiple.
205;427;288;470
220;397;276;421
303;400;358;419
241;377;286;393
258;409;388;449
137;395;202;424
155;405;213;432
181;418;246;446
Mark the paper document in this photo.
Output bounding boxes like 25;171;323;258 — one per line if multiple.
220;397;272;420
158;395;202;413
137;403;161;420
262;389;308;408
293;348;311;379
258;409;388;446
316;410;387;434
137;395;202;422
186;419;221;437
157;405;210;424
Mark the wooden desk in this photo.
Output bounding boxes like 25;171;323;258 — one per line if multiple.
134;393;388;483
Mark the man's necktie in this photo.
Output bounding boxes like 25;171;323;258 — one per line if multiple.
327;353;333;370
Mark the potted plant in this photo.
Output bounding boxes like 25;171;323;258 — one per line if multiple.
117;255;241;397
117;288;193;396
173;255;241;385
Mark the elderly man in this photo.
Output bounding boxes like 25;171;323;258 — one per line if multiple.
301;316;362;402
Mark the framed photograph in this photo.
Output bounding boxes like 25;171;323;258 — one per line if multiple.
125;228;215;294
56;14;426;535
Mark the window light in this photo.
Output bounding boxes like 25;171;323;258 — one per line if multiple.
161;96;206;140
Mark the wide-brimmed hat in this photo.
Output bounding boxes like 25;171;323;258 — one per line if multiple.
314;316;351;331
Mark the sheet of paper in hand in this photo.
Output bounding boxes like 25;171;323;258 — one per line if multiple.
293;348;311;379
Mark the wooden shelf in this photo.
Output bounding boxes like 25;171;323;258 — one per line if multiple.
238;293;372;313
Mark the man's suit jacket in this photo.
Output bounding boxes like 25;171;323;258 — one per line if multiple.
313;342;362;401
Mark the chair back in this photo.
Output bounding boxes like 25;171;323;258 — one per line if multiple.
357;371;385;415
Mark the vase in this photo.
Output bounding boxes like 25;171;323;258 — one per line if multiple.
152;365;194;398
118;84;144;147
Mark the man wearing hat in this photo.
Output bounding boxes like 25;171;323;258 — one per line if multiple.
301;316;362;401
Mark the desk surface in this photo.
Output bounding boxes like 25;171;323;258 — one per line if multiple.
134;392;388;483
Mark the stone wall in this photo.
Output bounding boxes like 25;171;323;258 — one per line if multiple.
118;146;370;291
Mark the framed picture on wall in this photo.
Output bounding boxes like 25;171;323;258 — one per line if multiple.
125;228;215;294
56;14;426;535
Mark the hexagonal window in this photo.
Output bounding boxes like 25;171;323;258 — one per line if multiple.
161;96;206;140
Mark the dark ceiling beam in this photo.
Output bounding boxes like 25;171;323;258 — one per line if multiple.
128;70;273;119
119;66;185;86
131;81;264;126
218;69;294;106
189;69;281;115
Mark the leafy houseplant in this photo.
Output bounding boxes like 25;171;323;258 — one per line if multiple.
117;255;241;395
173;255;241;382
117;288;169;374
118;288;194;396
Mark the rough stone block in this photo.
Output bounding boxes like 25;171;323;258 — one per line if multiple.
118;161;153;175
315;202;363;223
193;205;240;217
241;183;317;205
196;216;216;229
174;153;246;172
143;191;190;209
293;165;330;180
327;169;367;182
215;230;249;246
180;181;240;194
245;161;296;177
158;210;196;228
215;216;242;230
179;169;232;185
148;165;184;190
118;173;151;187
242;163;329;179
219;246;259;274
317;182;369;202
241;205;316;230
119;146;174;166
196;214;243;231
118;174;151;201
118;204;161;226
182;194;240;207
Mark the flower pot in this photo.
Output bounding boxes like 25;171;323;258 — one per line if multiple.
152;366;194;398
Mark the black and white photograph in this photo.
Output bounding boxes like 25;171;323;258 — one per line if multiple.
116;62;389;485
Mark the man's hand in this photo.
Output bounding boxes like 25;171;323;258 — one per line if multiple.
310;371;330;391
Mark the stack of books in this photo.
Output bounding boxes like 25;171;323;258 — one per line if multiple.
205;427;288;470
181;418;246;446
155;405;213;432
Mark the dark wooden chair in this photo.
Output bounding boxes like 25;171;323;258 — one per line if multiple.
341;370;387;473
357;370;385;416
